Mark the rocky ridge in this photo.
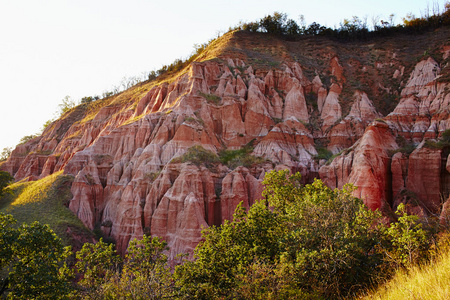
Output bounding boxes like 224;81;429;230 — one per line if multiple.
2;29;450;257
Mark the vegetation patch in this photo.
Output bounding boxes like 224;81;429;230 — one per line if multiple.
424;129;450;149
314;146;333;161
0;171;91;245
198;91;221;105
175;171;435;299
362;235;450;300
172;145;220;168
219;146;266;169
389;135;418;156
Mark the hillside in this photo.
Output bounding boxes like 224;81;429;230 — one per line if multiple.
362;239;450;299
1;27;449;257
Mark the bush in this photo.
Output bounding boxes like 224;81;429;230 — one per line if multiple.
58;95;76;115
176;145;220;168
0;147;11;162
80;96;99;105
175;170;387;299
219;147;266;169
198;92;221;105
74;236;175;299
383;203;429;267
18;134;38;145
424;129;450;149
314;146;333;161
0;214;73;299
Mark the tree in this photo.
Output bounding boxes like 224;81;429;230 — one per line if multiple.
75;239;121;299
175;170;387;299
103;236;175;299
0;171;14;198
259;12;288;35
0;214;73;299
263;172;385;298
384;203;428;267
0;147;11;162
58;95;76;116
18;134;38;145
75;236;175;299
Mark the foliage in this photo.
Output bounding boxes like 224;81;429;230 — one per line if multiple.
0;171;14;198
80;96;100;105
175;145;220;168
362;234;450;300
175;170;387;299
102;236;175;299
74;235;175;299
75;239;121;299
0;214;73;299
175;200;286;299
0;147;12;162
392;135;417;155
424;129;450;149
218;146;266;169
58;95;77;116
198;92;221;105
18;134;38;145
41;119;55;132
314;146;333;161
383;203;429;267
238;5;450;40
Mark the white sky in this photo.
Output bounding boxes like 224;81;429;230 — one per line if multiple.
0;0;446;151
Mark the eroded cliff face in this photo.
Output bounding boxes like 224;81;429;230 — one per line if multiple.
2;30;449;257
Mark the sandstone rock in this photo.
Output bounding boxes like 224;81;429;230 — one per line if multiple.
348;91;381;122
320;121;398;211
2;38;449;260
447;154;450;173
321;83;342;128
402;57;440;96
282;79;309;122
405;144;442;213
391;152;408;201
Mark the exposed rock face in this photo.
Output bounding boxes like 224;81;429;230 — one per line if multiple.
320;121;398;211
2;29;449;257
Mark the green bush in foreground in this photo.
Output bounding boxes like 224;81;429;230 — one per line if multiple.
175;171;385;299
0;214;73;299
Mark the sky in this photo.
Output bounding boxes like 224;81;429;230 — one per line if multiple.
0;0;447;152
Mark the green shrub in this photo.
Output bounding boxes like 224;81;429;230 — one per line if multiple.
0;171;14;198
390;135;417;156
18;134;38;145
315;146;333;161
175;170;387;299
383;203;429;267
0;147;11;162
0;214;73;299
175;145;220;168
58;95;76;115
219;147;266;169
75;236;175;299
198;92;221;105
425;129;450;149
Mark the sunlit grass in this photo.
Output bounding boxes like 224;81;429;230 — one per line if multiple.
0;171;91;245
362;240;450;300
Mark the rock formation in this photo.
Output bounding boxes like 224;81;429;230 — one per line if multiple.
2;28;449;257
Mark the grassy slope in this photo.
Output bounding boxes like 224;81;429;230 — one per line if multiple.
362;242;450;300
0;171;92;245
